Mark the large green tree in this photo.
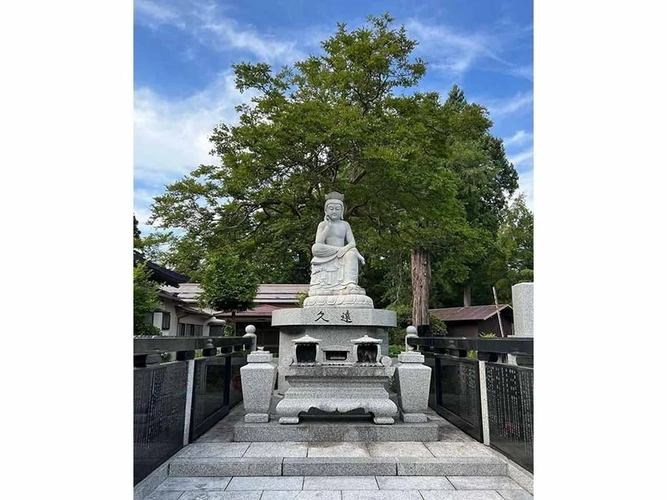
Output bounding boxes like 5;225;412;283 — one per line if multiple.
199;251;260;335
148;14;520;324
133;262;161;336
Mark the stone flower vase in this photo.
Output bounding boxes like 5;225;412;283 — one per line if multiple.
395;350;432;423
240;347;277;423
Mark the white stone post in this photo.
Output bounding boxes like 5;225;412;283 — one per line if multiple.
479;360;490;445
240;347;276;423
182;359;195;445
396;328;432;423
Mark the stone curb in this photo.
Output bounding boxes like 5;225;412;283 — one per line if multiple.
233;422;440;442
283;457;396;476
396;457;507;476
167;456;510;478
169;457;282;477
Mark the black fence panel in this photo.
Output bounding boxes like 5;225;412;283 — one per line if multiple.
486;362;533;472
133;362;187;485
434;355;482;441
229;357;246;408
190;354;248;441
190;355;230;441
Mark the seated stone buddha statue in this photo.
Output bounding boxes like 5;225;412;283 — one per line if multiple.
308;192;367;297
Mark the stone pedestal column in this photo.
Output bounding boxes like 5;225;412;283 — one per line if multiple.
240;348;276;423
509;282;534;365
511;282;534;337
395;350;431;423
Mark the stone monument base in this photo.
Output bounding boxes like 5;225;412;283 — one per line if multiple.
276;365;397;425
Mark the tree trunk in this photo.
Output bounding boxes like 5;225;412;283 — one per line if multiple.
411;247;431;327
463;282;472;307
230;310;236;336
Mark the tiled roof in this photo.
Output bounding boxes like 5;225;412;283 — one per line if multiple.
134;251;190;286
429;304;513;322
214;304;288;318
161;283;309;305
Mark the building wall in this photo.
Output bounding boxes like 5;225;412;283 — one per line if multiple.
480;315;514;338
446;323;480;338
234;320;279;353
151;299;180;336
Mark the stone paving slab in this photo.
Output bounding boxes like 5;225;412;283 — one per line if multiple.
340;491;424;500
283;457;396;476
396;457;506;476
170;458;283;477
307;442;370;457
366;442;433;458
495;490;533;500
193;429;236;443
376;475;455;490
260;491;342;500
424;442;497;458
244;442;309;458
175;443;251;458
447;477;525;490
226;477;304;491
179;493;261;500
420;491;505;500
156;477;232;491
145;491;185;500
302;476;379;490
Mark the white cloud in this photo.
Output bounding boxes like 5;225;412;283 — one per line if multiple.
485;91;533;117
134;0;304;64
405;18;532;80
406;19;504;75
134;71;257;232
515;169;534;212
508;147;534;170
504;130;533;148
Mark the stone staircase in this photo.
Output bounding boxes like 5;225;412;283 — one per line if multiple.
165;404;523;479
136;404;533;499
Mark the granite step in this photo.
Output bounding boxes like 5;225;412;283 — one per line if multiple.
167;455;508;477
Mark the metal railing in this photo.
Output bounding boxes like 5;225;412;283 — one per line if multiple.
133;335;252;485
408;336;534;472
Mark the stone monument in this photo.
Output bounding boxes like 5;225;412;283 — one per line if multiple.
508;282;533;366
271;192;398;424
511;282;533;337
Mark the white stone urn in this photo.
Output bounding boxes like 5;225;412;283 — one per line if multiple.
240;347;277;423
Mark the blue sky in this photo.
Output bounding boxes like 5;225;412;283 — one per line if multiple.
134;0;533;234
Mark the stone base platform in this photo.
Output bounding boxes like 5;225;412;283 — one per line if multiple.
233;416;440;442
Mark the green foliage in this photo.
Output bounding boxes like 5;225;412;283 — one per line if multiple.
466;350;478;360
296;291;308;308
388;344;404;357
386;303;447;342
199;251;260;313
485;194;534;303
479;332;497;338
133;262;161;336
146;14;522;311
429;316;448;336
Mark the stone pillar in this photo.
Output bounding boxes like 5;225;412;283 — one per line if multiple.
395;335;432;423
511;283;534;337
509;282;533;365
240;347;276;423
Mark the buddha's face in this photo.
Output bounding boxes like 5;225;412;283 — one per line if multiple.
325;201;343;220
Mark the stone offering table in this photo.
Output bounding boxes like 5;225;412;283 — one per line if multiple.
276;364;397;424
